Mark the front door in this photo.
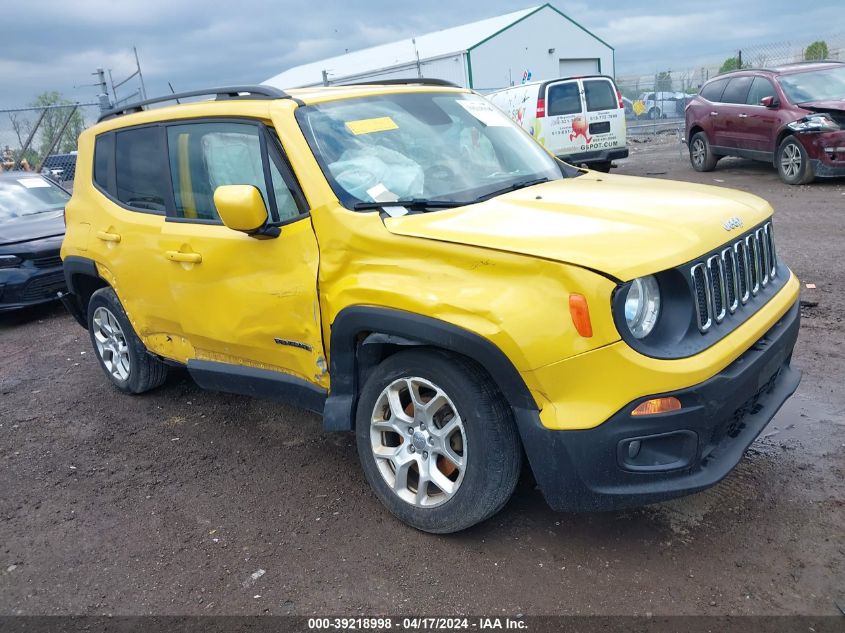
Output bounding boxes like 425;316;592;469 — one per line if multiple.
159;119;325;387
743;77;781;155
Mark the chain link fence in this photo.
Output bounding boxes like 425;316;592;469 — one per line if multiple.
0;103;99;187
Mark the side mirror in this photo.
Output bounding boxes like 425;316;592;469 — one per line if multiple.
760;96;779;108
213;185;272;236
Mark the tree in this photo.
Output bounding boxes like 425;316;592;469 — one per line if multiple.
719;56;745;73
29;91;86;158
804;40;829;61
655;71;673;92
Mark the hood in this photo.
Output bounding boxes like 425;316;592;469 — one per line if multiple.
384;173;772;280
799;100;845;114
0;210;65;247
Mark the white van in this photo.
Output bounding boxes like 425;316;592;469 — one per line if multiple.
487;75;628;172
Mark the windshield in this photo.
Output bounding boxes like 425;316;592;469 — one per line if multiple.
295;92;571;209
778;66;845;103
0;176;70;224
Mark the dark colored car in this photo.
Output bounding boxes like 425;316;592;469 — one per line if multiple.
685;61;845;184
0;172;69;311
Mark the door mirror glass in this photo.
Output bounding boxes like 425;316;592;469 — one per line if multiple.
760;95;779;108
213;185;269;233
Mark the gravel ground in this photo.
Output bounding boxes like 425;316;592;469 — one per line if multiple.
1;142;843;616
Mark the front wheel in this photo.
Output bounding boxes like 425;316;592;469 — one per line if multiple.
355;349;522;533
87;287;168;394
777;136;815;185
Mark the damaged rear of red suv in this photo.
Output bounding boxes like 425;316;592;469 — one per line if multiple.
685;61;845;184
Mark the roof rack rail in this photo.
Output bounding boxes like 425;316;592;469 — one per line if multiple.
346;78;461;88
97;85;291;122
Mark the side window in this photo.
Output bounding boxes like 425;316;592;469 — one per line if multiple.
546;82;582;116
699;78;729;102
93;133;114;193
583;79;617;112
746;77;776;105
166;121;304;223
114;127;169;213
720;76;754;104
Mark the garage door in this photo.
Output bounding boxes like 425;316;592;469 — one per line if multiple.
558;58;600;76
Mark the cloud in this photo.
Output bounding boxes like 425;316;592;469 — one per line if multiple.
0;0;841;110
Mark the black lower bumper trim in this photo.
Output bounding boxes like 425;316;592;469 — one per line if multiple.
515;300;801;512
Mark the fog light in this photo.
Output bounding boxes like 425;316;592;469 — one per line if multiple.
631;397;682;416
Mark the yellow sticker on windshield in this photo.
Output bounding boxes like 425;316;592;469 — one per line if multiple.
345;117;399;135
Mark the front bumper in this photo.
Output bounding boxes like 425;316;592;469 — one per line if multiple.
515;300;801;512
0;266;65;312
802;130;845;178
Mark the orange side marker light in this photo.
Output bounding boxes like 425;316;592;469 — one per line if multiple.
631;397;682;416
569;293;593;338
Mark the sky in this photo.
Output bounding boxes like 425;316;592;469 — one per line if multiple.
0;0;841;110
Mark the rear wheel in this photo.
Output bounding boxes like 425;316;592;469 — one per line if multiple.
87;287;167;394
776;136;815;185
689;131;719;172
355;349;522;533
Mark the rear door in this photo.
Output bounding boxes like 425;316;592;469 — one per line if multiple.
581;77;625;152
543;79;584;158
696;77;730;146
86;127;180;350
716;75;755;149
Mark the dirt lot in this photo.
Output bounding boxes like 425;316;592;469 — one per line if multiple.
1;142;843;616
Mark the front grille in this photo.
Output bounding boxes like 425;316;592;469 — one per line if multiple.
30;255;62;268
20;272;65;301
691;221;778;333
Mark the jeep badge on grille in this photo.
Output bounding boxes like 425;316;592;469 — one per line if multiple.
722;217;744;231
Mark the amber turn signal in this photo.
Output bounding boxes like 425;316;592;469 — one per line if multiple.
568;293;593;338
631;397;682;416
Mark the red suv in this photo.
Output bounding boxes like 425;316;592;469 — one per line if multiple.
685;61;845;184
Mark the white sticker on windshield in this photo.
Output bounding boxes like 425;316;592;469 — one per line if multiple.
18;178;51;189
456;100;510;127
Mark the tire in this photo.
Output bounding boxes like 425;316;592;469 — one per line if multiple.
355;348;522;533
87;287;167;394
776;136;815;185
590;161;612;173
689;131;719;172
648;107;660;120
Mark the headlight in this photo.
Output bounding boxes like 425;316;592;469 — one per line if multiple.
624;276;661;339
787;114;840;133
0;255;22;269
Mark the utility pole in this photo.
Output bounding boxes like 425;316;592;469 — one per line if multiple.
94;68;111;114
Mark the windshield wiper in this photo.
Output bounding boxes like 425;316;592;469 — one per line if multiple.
473;177;550;203
353;199;464;211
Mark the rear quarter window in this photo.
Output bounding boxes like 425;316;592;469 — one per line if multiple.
93;134;114;193
583;79;617;112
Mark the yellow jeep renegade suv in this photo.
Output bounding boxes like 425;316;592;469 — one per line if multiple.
60;81;801;533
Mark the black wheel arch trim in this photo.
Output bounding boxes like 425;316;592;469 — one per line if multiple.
323;306;538;432
61;255;104;328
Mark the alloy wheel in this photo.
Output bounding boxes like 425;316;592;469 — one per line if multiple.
92;306;131;381
370;377;467;508
691;138;706;167
781;143;802;179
